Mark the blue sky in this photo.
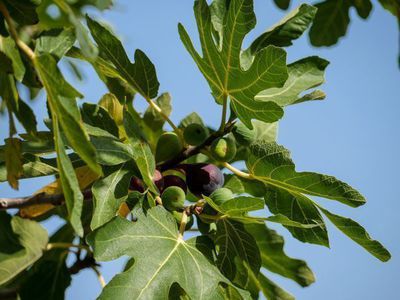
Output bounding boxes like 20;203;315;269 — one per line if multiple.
1;0;399;299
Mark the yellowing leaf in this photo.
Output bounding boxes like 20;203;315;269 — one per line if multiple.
5;137;23;190
19;166;99;218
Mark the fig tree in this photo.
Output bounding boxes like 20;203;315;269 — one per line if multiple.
210;134;237;162
183;123;208;146
162;186;186;211
155;132;183;163
210;188;233;206
184;163;224;196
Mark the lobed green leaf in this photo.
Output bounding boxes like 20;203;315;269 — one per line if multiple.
0;212;48;285
87;206;250;299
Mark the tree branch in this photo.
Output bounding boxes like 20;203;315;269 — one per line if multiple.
0;2;35;60
68;254;98;275
159;120;236;171
0;189;92;210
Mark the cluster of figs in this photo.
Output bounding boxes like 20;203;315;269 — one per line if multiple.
129;122;238;228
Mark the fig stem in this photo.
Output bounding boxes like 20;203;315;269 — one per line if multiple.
159;121;235;171
91;266;106;288
155;196;163;206
145;96;181;136
46;243;90;252
0;3;35;60
222;162;252;179
178;210;188;239
218;95;228;132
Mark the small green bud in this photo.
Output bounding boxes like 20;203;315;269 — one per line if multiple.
162;186;186;211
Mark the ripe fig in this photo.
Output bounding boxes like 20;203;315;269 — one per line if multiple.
210;134;237;162
171;211;194;230
129;170;164;193
184;163;224;196
129;176;145;193
153;170;164;192
163;175;188;194
162;186;186;211
155;132;183;163
183;123;208;146
210;188;233;206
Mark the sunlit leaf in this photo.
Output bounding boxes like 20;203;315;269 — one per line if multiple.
247;141;366;207
255;56;329;106
86;17;159;99
318;206;391;262
179;0;288;128
35;28;76;59
91;164;133;230
87;206;250;299
34;53;102;176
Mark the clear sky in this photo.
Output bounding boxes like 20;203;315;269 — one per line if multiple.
0;0;399;299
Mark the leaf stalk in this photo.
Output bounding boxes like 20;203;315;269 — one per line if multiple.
0;3;35;60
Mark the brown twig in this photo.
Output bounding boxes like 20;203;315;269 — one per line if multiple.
159;121;235;171
0;189;92;210
68;254;99;275
0;288;18;300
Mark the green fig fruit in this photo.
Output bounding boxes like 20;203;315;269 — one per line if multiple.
210;188;233;206
210;134;237;162
155;132;183;163
162;186;185;211
171;211;194;230
183;123;208;146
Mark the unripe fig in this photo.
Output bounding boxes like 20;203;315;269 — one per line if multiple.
183;123;208;146
162;186;186;211
210;134;237;162
210;188;233;206
184;163;224;196
163;175;188;194
155;132;183;163
171;211;194;230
